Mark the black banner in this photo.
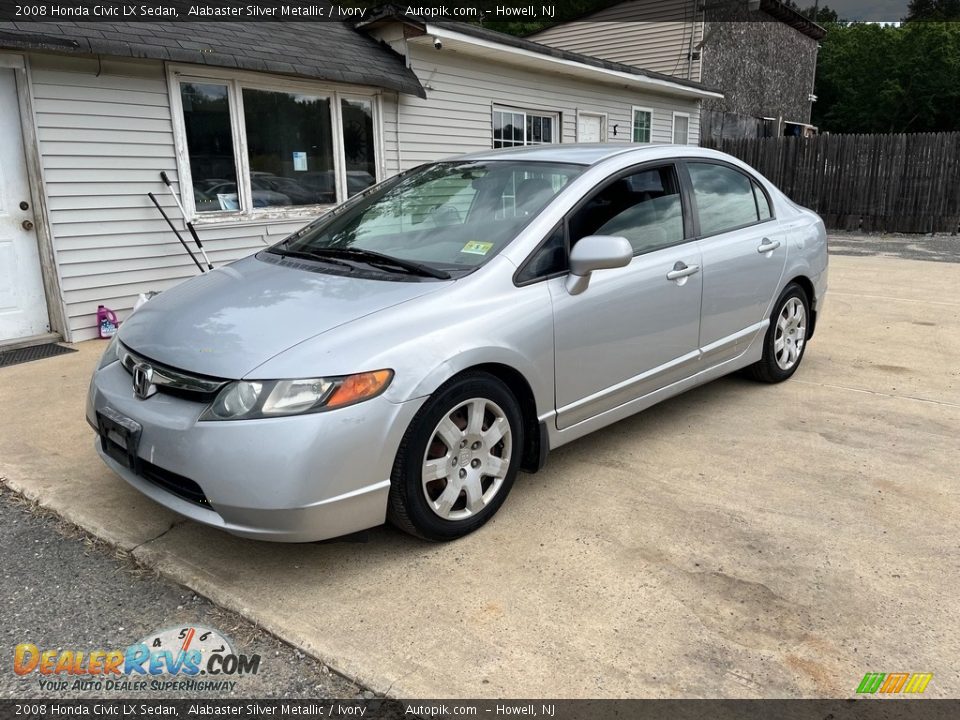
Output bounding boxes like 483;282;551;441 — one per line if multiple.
0;0;847;24
3;700;960;720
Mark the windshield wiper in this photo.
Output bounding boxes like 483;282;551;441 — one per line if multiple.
298;247;451;280
268;247;355;271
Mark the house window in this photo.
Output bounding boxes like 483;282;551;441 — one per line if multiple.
242;89;336;208
493;107;558;148
632;107;652;143
174;72;379;217
672;112;690;145
341;98;377;198
180;82;239;213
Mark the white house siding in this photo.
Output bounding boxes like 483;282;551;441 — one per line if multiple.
28;53;311;342
380;91;403;177
27;42;700;340
391;44;701;171
529;0;704;83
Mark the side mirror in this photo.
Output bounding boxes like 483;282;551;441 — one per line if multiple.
565;235;633;295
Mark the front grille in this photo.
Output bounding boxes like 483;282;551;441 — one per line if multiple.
140;461;210;507
118;343;228;403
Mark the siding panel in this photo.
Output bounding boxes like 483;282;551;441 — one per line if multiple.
529;0;704;82
397;45;701;169
29;53;311;341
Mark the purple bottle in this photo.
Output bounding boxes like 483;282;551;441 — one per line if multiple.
97;305;119;339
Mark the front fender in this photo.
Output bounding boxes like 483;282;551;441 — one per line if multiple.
249;258;558;419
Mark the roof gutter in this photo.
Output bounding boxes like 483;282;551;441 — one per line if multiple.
419;23;724;101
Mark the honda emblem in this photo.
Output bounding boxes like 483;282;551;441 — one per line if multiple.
132;362;157;400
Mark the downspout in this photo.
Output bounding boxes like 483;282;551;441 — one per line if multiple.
686;0;699;81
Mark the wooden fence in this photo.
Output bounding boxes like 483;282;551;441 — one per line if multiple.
702;132;960;233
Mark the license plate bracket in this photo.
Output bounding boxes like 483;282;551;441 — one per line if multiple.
97;407;142;472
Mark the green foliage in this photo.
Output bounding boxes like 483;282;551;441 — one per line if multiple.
813;21;960;132
782;1;841;22
905;0;960;21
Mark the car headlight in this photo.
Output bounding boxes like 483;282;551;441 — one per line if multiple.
96;335;120;370
199;370;393;421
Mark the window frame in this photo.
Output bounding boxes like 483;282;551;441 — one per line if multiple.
491;105;561;149
672;111;691;145
678;159;778;240
631;106;653;143
167;64;384;224
513;159;695;287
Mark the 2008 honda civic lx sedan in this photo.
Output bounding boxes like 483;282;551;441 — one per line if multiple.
87;144;827;543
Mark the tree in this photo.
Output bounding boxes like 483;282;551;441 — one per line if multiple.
904;0;960;21
812;21;960;132
808;5;839;23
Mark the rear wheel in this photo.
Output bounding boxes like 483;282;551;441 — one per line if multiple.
387;372;523;541
747;283;810;383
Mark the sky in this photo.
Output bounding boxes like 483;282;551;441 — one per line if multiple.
812;0;911;20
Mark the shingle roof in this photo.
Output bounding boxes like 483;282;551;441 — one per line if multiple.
0;17;425;97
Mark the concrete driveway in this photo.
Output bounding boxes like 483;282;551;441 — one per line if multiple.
1;253;958;698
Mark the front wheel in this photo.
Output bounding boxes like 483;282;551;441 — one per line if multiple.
747;283;810;383
387;372;524;541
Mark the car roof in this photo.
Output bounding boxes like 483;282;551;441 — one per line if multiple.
451;143;731;166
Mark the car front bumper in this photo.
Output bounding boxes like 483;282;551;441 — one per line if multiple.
87;360;423;542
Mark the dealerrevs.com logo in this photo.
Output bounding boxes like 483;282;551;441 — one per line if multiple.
14;625;260;693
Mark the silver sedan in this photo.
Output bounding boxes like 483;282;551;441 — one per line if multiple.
87;145;827;542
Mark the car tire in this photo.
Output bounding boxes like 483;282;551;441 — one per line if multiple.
387;371;524;541
747;282;811;384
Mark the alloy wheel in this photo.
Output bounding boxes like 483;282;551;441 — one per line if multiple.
774;297;806;370
421;397;513;521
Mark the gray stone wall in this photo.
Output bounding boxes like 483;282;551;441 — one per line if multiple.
701;10;819;125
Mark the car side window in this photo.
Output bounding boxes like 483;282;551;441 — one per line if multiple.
569;165;685;255
515;225;567;284
753;180;773;221
687;162;763;236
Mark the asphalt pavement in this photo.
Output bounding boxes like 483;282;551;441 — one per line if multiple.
1;240;958;699
829;231;960;263
0;487;363;700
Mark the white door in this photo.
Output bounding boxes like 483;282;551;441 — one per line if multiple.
577;113;604;143
0;69;48;342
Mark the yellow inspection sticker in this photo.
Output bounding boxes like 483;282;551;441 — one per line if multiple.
461;241;494;255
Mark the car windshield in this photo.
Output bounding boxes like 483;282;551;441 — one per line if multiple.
272;160;584;273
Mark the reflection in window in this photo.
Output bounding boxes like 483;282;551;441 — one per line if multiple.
497;168;572;219
341;99;377;198
754;181;772;220
516;224;567;283
180;83;238;213
688;163;760;236
576;166;684;254
242;88;334;208
285;161;582;270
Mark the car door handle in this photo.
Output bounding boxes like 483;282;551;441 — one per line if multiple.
757;238;781;253
666;262;700;281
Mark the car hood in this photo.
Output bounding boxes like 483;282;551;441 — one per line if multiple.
118;254;445;378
